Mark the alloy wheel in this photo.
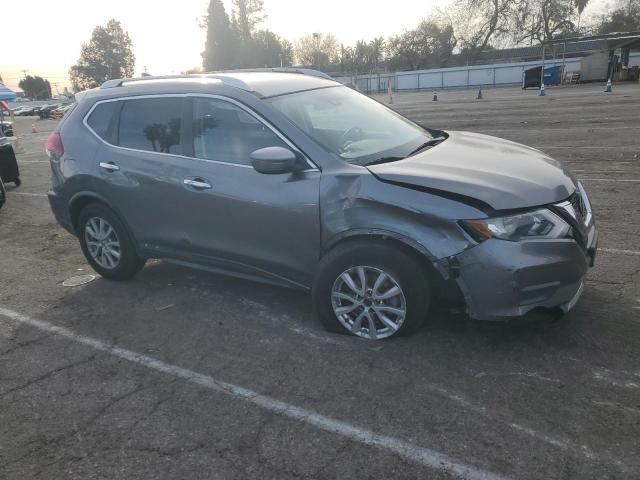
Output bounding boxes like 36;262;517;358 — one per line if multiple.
85;217;121;270
331;266;407;340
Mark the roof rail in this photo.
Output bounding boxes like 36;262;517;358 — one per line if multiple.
99;69;333;92
100;74;251;91
218;67;332;80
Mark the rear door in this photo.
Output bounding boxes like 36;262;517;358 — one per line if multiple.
91;96;195;252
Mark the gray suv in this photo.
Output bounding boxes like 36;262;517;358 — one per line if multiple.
47;72;598;340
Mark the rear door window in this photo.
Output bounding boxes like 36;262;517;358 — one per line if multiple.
118;98;184;155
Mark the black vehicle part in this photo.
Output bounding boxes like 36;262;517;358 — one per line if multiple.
0;142;20;186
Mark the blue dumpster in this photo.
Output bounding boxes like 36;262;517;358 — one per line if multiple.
522;65;563;89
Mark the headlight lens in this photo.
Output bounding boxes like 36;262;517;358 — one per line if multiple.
460;208;570;242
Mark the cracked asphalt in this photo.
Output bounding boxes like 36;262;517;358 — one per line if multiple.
1;83;639;479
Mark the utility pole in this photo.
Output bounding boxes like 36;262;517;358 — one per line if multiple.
313;32;320;68
21;69;28;79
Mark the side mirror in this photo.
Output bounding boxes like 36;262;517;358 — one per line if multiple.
250;146;298;175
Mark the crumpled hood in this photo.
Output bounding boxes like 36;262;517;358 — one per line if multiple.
367;131;577;211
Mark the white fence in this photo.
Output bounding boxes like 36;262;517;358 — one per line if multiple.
334;52;640;93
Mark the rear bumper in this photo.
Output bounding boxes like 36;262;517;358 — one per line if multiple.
451;225;597;320
48;190;75;235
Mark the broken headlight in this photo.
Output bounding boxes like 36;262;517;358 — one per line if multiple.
460;208;570;242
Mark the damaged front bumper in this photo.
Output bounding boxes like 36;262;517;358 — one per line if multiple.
447;224;598;320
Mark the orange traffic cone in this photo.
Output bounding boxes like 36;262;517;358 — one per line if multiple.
31;123;37;134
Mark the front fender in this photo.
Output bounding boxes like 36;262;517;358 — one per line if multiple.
320;171;483;264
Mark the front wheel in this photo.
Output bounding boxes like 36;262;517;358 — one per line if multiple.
77;203;145;280
313;241;430;340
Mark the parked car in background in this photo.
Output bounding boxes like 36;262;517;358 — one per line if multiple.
15;106;39;116
0;120;13;137
47;72;597;340
38;104;63;119
52;104;74;119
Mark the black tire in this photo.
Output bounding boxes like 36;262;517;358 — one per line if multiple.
77;203;145;280
14;177;21;187
312;240;430;340
0;178;6;209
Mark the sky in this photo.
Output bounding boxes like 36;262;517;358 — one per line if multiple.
1;0;609;92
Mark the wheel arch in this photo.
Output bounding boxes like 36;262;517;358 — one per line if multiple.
322;229;442;281
68;192;140;254
68;191;113;232
322;230;466;308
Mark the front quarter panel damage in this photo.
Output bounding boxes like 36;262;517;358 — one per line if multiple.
320;168;484;277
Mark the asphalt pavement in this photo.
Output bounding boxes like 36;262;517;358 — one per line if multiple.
1;82;639;479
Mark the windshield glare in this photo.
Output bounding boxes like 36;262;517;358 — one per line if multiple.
266;86;431;165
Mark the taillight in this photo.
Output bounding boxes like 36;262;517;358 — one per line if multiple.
45;132;64;158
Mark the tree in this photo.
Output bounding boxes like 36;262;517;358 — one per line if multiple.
18;75;52;100
202;0;237;70
387;20;457;71
597;0;640;33
514;0;587;43
280;39;294;67
251;30;286;67
232;0;265;41
69;19;135;91
450;0;519;54
294;33;338;68
370;37;385;69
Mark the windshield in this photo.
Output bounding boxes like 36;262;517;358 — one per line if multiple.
266;86;432;165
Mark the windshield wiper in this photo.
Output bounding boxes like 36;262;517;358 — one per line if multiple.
406;136;447;157
365;156;405;166
365;136;447;167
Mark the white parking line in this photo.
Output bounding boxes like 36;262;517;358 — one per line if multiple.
7;192;48;197
598;248;640;256
538;146;634;149
580;178;640;183
0;307;509;480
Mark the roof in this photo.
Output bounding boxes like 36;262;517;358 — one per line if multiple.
97;71;338;99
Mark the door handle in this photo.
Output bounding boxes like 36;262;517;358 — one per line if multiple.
99;162;120;172
183;178;212;189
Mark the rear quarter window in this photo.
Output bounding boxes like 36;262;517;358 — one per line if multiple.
86;102;119;142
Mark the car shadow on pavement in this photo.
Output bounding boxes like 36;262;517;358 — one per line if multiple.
46;259;601;354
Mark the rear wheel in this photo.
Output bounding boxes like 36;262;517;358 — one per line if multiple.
313;241;430;340
77;203;145;280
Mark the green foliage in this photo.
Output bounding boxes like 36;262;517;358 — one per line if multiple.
597;0;640;33
202;0;236;70
387;21;457;71
202;0;289;70
339;37;385;74
18;75;52;100
69;19;135;91
232;0;264;41
518;0;583;42
294;33;339;68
